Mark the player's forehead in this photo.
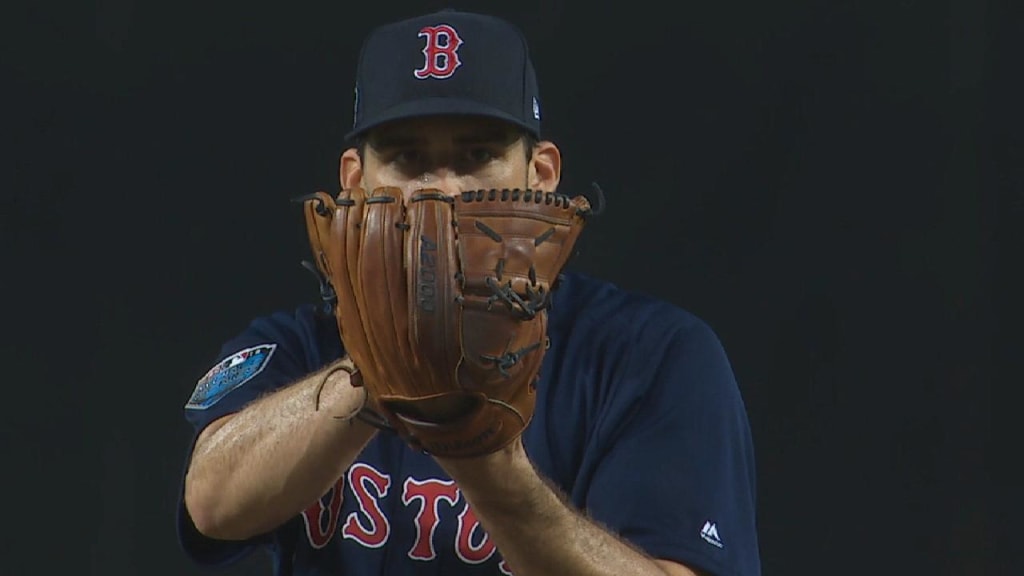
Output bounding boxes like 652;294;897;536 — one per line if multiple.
365;115;522;148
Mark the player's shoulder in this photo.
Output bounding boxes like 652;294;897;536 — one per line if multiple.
243;302;326;331
551;270;717;344
235;302;321;340
228;302;340;365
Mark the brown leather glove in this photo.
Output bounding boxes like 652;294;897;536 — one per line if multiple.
301;186;591;458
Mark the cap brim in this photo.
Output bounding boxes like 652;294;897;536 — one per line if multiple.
344;97;538;141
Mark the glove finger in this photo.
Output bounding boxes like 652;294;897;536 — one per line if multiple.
357;186;417;396
407;190;463;395
327;188;381;384
302;191;340;279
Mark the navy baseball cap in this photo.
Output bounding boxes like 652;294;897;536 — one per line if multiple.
345;9;542;141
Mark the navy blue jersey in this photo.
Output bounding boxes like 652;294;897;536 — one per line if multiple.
177;271;761;575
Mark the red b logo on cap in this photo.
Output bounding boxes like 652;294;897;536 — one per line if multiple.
414;24;463;79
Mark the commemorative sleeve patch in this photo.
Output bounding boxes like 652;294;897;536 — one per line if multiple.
185;343;278;410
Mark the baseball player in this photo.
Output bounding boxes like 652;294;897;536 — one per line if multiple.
177;9;761;576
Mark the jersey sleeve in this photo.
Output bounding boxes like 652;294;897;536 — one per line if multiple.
583;310;762;576
175;306;330;568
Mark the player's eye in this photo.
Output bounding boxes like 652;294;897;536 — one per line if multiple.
391;149;422;166
464;147;497;164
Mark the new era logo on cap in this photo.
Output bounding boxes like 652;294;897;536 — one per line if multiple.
346;9;541;140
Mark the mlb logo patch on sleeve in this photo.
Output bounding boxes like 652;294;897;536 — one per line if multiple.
186;344;277;410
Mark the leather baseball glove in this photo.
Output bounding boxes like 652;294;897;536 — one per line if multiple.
299;186;591;458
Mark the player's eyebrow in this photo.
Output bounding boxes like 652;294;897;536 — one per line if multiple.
368;134;422;149
453;129;518;146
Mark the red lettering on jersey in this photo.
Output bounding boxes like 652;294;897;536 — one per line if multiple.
499;558;515;575
455;503;497;563
414;24;463;79
300;476;345;549
341;463;392;548
402;477;460;560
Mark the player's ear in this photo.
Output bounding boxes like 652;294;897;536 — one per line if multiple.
529;140;561;192
340;147;363;190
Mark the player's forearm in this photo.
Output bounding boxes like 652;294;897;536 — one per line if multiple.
184;361;375;540
437;441;684;576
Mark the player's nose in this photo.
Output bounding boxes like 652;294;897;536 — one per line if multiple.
404;169;464;199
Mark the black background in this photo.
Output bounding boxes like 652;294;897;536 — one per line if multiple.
3;0;1014;574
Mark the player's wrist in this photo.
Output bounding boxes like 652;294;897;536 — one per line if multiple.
312;359;367;421
435;437;546;511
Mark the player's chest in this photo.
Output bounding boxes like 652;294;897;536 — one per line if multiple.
293;436;514;575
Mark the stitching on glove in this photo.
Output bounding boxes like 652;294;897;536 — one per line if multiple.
355;407;395;431
300;259;337;311
480;340;543;378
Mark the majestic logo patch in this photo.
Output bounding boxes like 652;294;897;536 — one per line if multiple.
700;520;724;549
185;344;277;410
415;24;463;79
